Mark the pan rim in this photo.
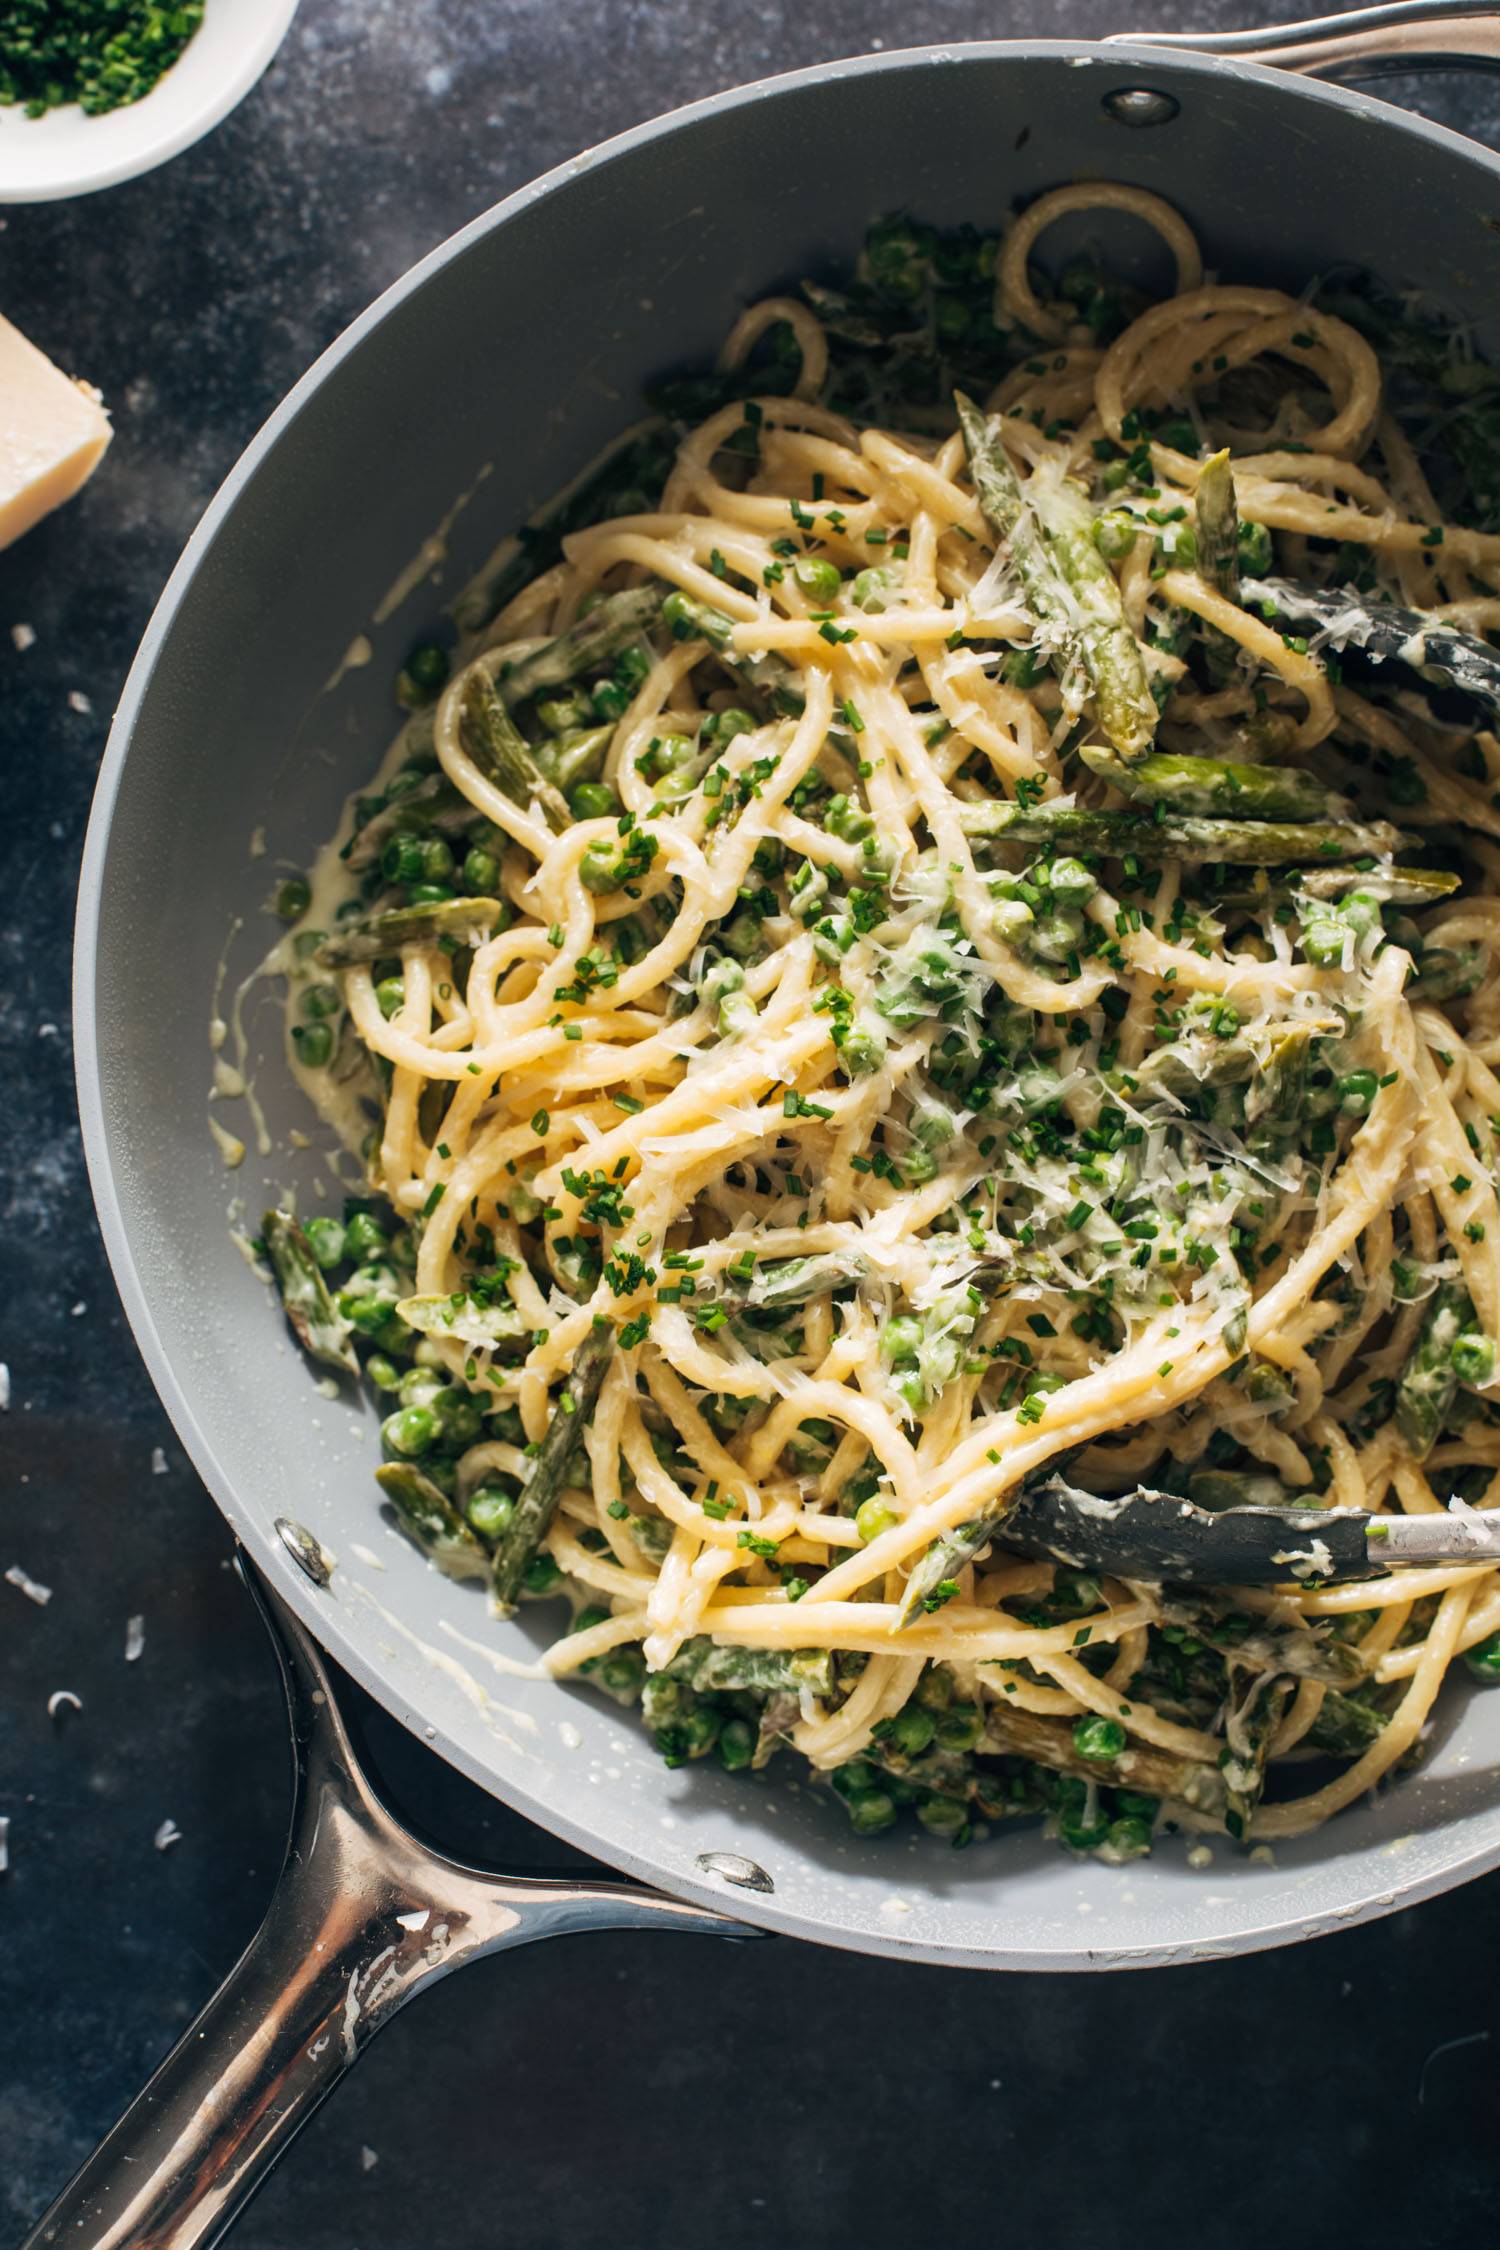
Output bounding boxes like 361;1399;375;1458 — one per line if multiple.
74;34;1500;1969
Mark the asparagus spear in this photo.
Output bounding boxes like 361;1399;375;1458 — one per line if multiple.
1220;1669;1293;1841
661;1638;835;1697
461;675;571;834
980;1704;1229;1817
955;391;1158;763
376;1462;490;1583
1395;1282;1479;1458
660;589;805;717
1200;864;1459;915
717;1250;871;1311
491;1321;616;1614
263;1210;357;1375
342;774;476;868
315;896;506;968
1080;743;1344;824
1194;448;1241;598
1295;865;1459;905
959;799;1407;863
496;586;662;707
1245;576;1500;718
1307;1686;1389;1756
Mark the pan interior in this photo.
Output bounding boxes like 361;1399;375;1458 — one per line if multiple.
79;44;1500;1966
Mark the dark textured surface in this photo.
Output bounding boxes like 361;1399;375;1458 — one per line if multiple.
6;4;1500;2244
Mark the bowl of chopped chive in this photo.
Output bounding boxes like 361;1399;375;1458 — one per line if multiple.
0;0;300;202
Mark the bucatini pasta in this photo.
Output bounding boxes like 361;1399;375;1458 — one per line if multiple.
261;183;1500;1862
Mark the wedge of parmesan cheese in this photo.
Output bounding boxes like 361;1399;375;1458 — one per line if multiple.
0;314;111;551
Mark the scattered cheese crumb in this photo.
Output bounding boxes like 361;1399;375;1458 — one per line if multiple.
360;2147;379;2173
6;1563;52;1606
125;1614;145;1661
70;1300;86;1317
154;1818;181;1851
1248;1844;1277;1869
395;1908;429;1932
0;1815;9;1874
46;1689;81;1719
0;1363;10;1411
150;1446;168;1475
1187;1844;1214;1871
67;688;92;714
11;621;35;651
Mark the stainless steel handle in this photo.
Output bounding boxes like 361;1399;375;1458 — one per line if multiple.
1108;0;1500;79
19;1563;748;2250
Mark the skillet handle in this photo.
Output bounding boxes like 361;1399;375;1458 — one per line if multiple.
1110;0;1500;78
19;1565;748;2250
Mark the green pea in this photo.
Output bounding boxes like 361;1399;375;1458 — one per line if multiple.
404;641;450;697
916;1795;970;1841
1103;1814;1153;1860
936;1704;981;1753
343;1211;389;1260
718;1716;755;1771
570;781;620;821
592;678;629;721
836;1026;886;1077
682;1705;721;1757
846;1789;897;1835
398;1366;445;1409
1454;1332;1496;1385
793;554;841;603
300;981;341;1021
365;1353;403;1393
850;566;893;613
855;1496;899;1543
302;1216;346;1269
536;694;592;733
915;1667;953;1711
1072;1714;1127;1762
291;1021;332;1069
1170;524;1198;568
1464;1629;1500;1683
418;836;454;884
1092;510;1138;560
405;883;454;907
375;975;405;1019
572;1603;612;1636
434;1392;484;1446
710;707;755;743
1059;1809;1112;1852
274;875;311;921
903;1146;939;1185
831;1760;878;1800
600;1647;647;1701
879;1315;924;1365
380;832;427;886
887;1704;936;1757
1047;856;1097;904
466;1487;515;1538
382;1404;436;1458
521;1551;563;1597
1337;1069;1379;1116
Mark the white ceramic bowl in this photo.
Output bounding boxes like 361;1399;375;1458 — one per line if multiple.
0;0;300;203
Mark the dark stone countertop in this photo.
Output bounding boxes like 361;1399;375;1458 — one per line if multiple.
5;4;1500;2244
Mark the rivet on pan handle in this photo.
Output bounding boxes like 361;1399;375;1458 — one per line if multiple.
18;1557;757;2250
1108;0;1500;79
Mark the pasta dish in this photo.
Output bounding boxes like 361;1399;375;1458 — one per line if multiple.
262;182;1500;1862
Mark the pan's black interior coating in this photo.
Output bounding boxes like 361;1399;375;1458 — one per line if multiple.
8;3;1500;2244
